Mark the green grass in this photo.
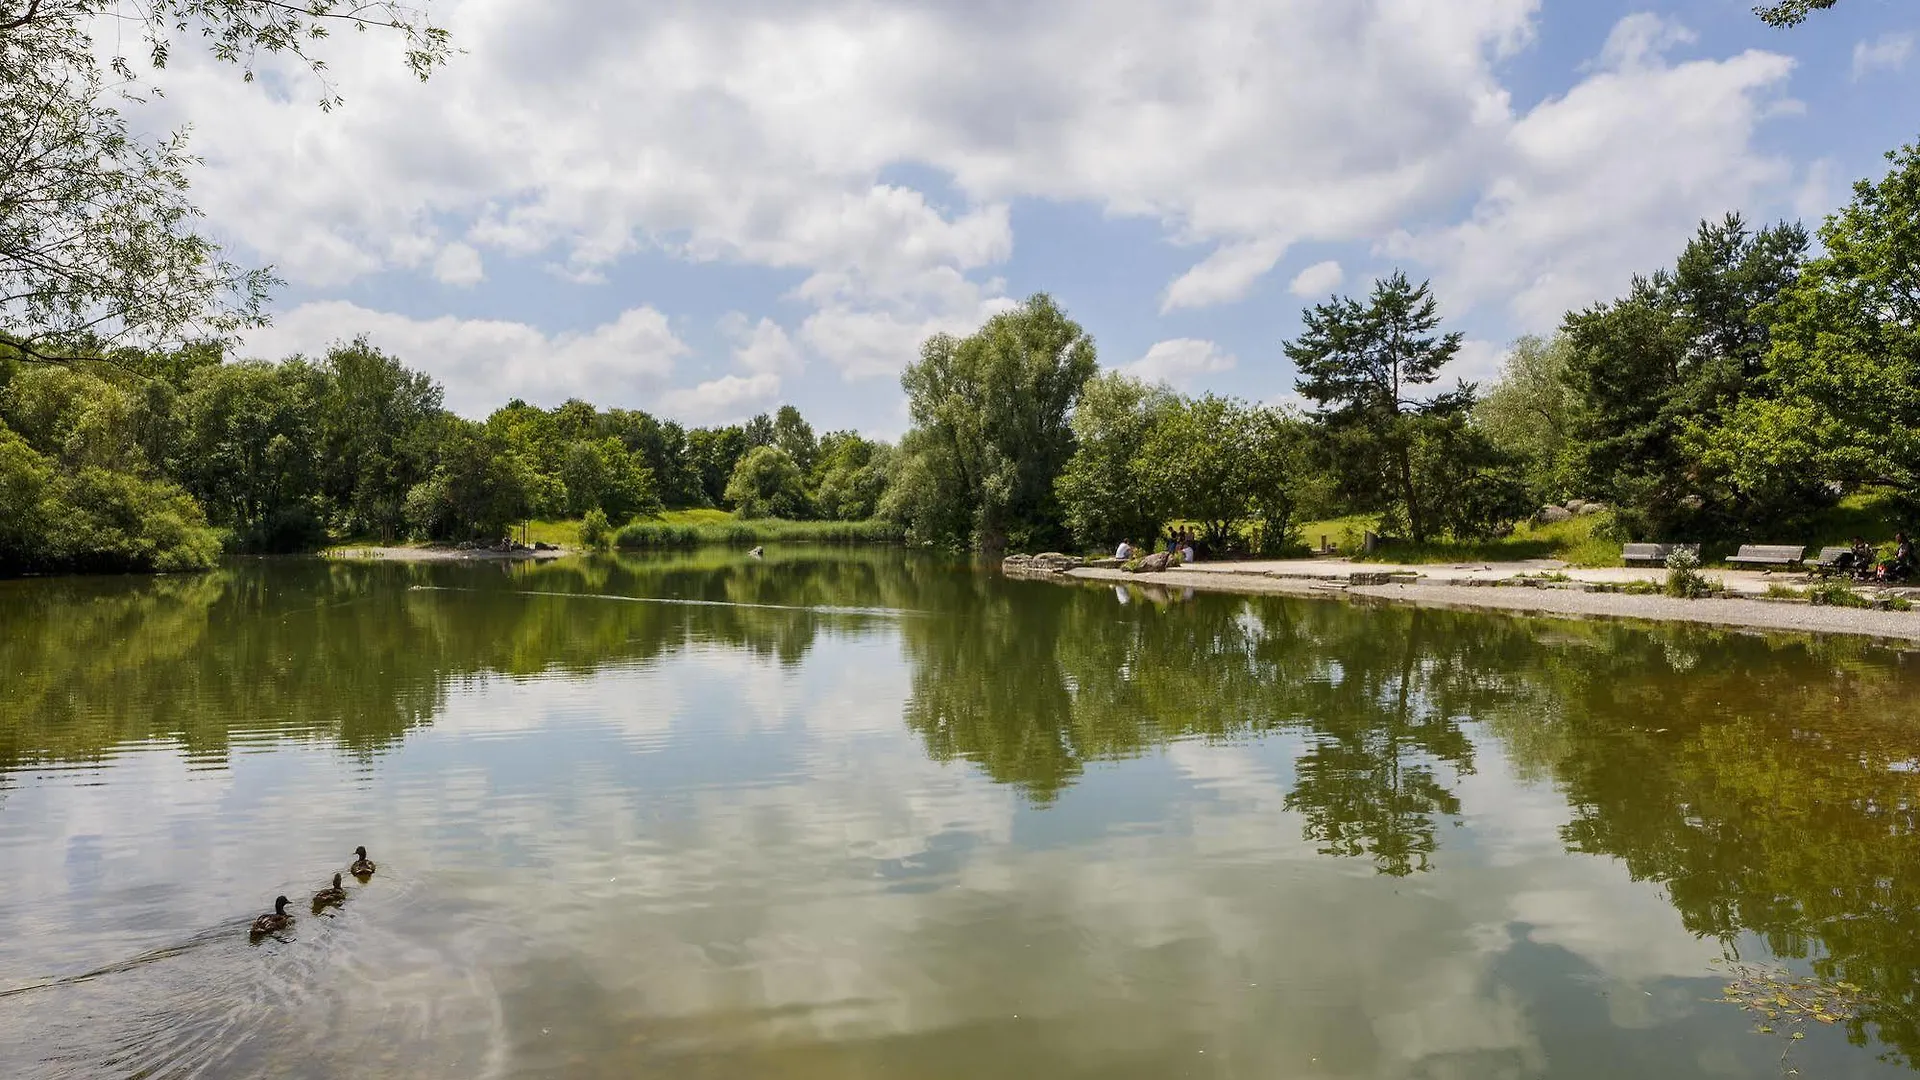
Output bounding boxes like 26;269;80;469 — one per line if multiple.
614;516;903;549
525;511;901;550
1330;513;1623;567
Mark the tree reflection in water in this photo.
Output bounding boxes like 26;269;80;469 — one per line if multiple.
8;555;1920;1062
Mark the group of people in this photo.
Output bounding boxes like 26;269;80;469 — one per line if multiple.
1113;529;1197;564
1835;532;1914;582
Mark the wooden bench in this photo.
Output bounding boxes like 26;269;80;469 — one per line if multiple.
1806;546;1855;576
1724;544;1806;569
1621;543;1700;566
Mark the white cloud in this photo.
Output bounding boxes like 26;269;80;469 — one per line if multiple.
658;372;784;425
1162;238;1288;312
1122;338;1237;390
432;242;486;286
720;314;804;376
242;301;687;415
1382;15;1795;330
134;1;1812;400
1287;259;1346;298
1852;33;1913;81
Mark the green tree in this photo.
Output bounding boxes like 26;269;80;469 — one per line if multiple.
724;445;810;519
0;1;448;367
1754;0;1838;27
1474;334;1576;504
1055;372;1178;549
772;405;818;474
0;365;221;573
313;337;443;540
1563;214;1810;537
688;425;748;506
892;293;1098;551
1702;141;1920;514
1286;272;1468;543
177;358;326;550
811;431;892;521
403;420;532;540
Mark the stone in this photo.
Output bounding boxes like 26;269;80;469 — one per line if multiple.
1538;506;1574;524
1129;552;1172;574
1576;502;1606;516
1565;499;1588;513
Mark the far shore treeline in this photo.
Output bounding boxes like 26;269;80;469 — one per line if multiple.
3;136;1918;576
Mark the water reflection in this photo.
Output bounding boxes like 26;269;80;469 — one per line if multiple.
3;552;1919;1076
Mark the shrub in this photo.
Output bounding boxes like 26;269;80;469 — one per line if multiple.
1664;547;1714;598
578;508;613;550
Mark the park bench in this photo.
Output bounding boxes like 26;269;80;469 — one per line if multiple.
1724;544;1806;569
1806;546;1859;577
1621;543;1700;566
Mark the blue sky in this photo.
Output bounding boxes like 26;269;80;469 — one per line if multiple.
145;0;1917;435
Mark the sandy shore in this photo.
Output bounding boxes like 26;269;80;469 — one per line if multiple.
323;545;571;563
1020;563;1920;646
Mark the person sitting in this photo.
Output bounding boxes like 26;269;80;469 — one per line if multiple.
1879;532;1915;582
1115;538;1135;560
1178;528;1196;563
1846;536;1876;577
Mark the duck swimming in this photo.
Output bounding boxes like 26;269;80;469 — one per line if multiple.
350;846;376;878
312;872;347;910
250;896;293;937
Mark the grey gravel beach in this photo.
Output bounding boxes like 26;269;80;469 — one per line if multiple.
1029;564;1920;645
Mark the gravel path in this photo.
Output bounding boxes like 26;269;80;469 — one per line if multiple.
1045;566;1920;645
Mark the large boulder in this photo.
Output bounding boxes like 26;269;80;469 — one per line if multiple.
1575;501;1607;516
1538;505;1574;524
1128;551;1173;574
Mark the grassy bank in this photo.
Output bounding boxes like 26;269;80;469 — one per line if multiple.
616;516;902;549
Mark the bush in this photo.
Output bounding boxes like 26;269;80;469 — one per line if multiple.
1664;547;1715;598
578;508;613;550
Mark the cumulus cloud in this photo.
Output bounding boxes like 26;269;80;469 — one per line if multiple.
720;314;804;376
137;1;1811;399
658;373;784;425
1853;33;1913;80
432;242;486;286
1122;338;1237;390
1382;15;1795;329
1287;259;1346;298
242;301;688;416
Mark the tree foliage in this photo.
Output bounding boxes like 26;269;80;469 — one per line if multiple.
1754;0;1839;27
724;444;809;520
0;1;450;366
1286;271;1471;543
891;294;1098;551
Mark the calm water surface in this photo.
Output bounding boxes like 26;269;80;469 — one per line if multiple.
3;549;1919;1078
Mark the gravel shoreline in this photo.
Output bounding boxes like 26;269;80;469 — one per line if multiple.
1037;566;1920;646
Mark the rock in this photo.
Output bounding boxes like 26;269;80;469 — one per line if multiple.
1538;505;1574;524
1128;552;1172;574
1575;502;1606;516
1565;499;1588;513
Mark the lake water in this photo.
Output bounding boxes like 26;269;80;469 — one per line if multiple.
4;549;1919;1079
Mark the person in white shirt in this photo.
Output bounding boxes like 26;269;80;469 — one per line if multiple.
1115;539;1134;560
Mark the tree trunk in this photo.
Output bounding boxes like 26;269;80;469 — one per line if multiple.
1397;445;1423;544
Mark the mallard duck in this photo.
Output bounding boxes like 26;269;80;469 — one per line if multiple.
350;846;376;878
312;872;347;909
250;896;293;937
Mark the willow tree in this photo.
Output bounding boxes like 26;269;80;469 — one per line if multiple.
889;294;1098;552
0;2;451;367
